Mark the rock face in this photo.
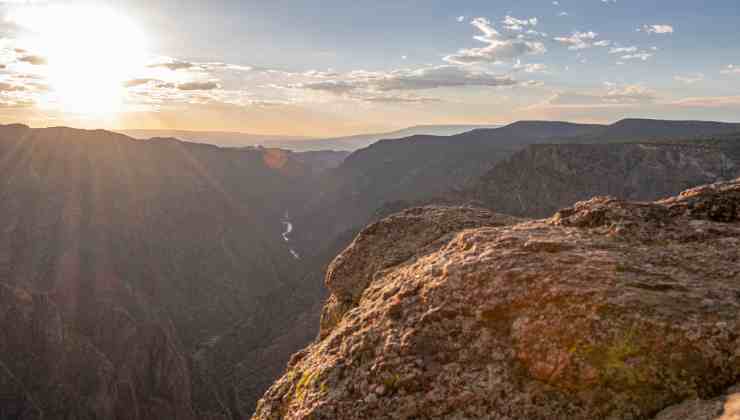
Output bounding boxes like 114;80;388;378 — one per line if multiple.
0;283;195;420
0;125;322;417
475;143;740;218
253;179;740;420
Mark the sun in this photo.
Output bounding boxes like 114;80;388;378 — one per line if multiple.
11;5;148;115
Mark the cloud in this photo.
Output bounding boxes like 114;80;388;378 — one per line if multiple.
457;16;465;23
123;78;161;88
553;31;600;50
542;83;657;107
373;66;519;91
176;81;221;90
292;65;519;94
0;98;34;108
148;59;195;71
17;54;47;65
669;96;740;108
640;24;674;34
514;60;548;73
362;94;441;104
146;58;252;73
0;82;26;91
444;17;546;64
602;83;657;103
620;52;653;61
502;15;538;32
674;73;704;84
609;46;637;54
294;80;356;94
200;62;253;72
720;64;740;75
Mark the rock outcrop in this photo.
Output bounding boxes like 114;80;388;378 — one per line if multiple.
253;179;740;420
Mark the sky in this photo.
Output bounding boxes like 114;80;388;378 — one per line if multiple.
0;0;738;137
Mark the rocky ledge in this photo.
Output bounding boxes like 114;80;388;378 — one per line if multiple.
253;179;740;420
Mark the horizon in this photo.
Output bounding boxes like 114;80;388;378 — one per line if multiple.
6;116;740;142
0;1;738;136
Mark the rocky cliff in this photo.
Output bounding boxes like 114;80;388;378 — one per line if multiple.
475;142;740;218
0;283;194;419
253;179;740;420
0;125;323;418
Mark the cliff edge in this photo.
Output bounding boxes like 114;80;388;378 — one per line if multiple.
253;179;740;420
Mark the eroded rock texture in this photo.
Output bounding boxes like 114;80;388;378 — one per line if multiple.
253;179;740;420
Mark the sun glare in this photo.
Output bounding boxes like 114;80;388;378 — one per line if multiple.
11;5;148;115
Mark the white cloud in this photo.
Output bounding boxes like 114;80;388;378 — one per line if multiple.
640;24;674;34
558;11;569;16
554;31;599;50
444;17;546;64
621;52;653;61
457;16;465;23
291;65;520;94
514;60;548;73
502;15;538;32
362;94;441;104
609;46;637;54
540;83;657;108
148;58;252;72
720;64;740;75
17;54;47;65
674;73;705;84
669;96;740;108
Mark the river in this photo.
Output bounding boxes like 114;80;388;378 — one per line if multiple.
281;211;300;260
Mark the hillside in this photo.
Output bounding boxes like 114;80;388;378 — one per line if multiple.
0;124;323;418
253;179;740;420
292;119;740;256
473;141;740;218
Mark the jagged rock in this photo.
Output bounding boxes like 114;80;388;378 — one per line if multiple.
253;179;740;420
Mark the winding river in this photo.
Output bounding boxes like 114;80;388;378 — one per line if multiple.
281;211;300;260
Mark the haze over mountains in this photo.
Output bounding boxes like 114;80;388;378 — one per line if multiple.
119;125;501;152
0;118;739;419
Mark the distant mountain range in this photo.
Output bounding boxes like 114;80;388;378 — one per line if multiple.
118;128;313;148
118;124;502;152
280;124;504;151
